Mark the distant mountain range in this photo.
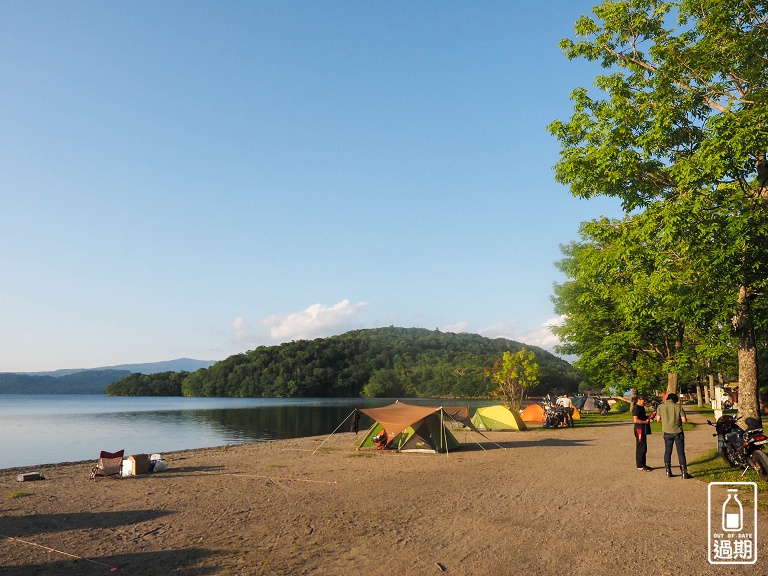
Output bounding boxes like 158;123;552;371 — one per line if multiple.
0;358;216;394
12;358;217;377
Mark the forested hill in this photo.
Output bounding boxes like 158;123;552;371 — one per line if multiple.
0;370;131;394
106;327;582;398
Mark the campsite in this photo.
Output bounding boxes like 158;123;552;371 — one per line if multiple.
2;405;766;575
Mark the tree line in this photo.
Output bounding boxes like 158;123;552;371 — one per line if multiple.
105;327;582;398
548;0;768;425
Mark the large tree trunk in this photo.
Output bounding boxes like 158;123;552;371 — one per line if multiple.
733;286;762;429
705;374;712;404
696;381;703;407
666;372;679;395
666;325;684;395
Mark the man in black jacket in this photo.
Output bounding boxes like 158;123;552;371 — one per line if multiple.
632;395;656;471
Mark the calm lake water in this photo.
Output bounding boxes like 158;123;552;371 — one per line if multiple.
0;395;494;470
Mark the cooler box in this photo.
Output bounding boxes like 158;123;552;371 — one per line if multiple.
129;454;149;475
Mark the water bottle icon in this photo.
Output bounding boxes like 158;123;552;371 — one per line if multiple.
722;489;743;532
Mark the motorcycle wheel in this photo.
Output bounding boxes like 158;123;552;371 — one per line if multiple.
720;444;738;468
751;450;768;482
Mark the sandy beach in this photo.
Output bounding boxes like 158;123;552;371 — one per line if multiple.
2;411;767;576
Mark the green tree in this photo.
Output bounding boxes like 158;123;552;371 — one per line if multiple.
552;208;733;395
550;0;768;426
361;369;404;398
488;349;539;411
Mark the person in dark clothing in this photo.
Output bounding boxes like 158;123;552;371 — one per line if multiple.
632;396;656;471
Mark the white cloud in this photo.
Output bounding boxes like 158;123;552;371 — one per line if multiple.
478;316;566;355
442;321;469;333
517;316;563;351
232;316;248;339
477;320;519;341
230;316;260;350
260;299;368;342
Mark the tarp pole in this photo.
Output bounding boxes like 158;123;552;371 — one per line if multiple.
313;409;357;455
442;412;499;451
440;408;449;458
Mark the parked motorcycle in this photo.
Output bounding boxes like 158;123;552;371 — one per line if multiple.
542;395;570;428
707;414;768;481
595;396;611;416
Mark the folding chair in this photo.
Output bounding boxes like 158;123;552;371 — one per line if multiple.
90;449;124;479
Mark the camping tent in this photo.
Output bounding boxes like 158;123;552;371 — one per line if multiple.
610;399;630;412
571;406;581;420
441;406;482;432
572;396;589;410
358;402;460;453
572;396;603;411
520;403;545;423
471;405;527;431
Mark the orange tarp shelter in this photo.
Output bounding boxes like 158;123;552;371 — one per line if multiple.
358;402;460;452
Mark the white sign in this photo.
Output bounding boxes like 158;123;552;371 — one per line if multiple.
708;482;757;564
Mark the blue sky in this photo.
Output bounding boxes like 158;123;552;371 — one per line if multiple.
1;1;624;372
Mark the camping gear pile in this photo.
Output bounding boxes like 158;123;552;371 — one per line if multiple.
90;450;167;478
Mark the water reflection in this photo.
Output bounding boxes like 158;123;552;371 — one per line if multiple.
190;405;371;442
0;396;493;469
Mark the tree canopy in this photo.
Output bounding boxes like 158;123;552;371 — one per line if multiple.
488;349;540;411
549;0;768;425
106;327;582;399
104;371;189;396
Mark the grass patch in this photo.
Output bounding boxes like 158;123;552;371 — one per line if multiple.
689;448;768;514
346;451;375;458
6;491;31;499
576;411;633;425
688;448;768;516
267;463;288;469
577;407;699;432
647;421;695;433
690;450;768;491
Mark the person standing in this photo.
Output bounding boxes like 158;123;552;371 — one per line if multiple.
656;393;693;479
557;394;574;427
632;395;655;471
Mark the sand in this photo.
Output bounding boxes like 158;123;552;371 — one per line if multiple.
1;411;767;576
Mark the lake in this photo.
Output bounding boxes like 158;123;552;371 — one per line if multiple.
0;395;494;470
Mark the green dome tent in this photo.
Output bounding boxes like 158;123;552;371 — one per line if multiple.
471;405;527;431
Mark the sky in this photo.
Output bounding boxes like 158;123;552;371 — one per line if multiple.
1;1;625;372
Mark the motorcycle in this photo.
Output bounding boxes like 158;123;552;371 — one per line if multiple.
707;414;768;481
595;396;611;416
542;395;570;428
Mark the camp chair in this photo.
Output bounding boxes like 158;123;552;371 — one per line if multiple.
90;450;124;479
